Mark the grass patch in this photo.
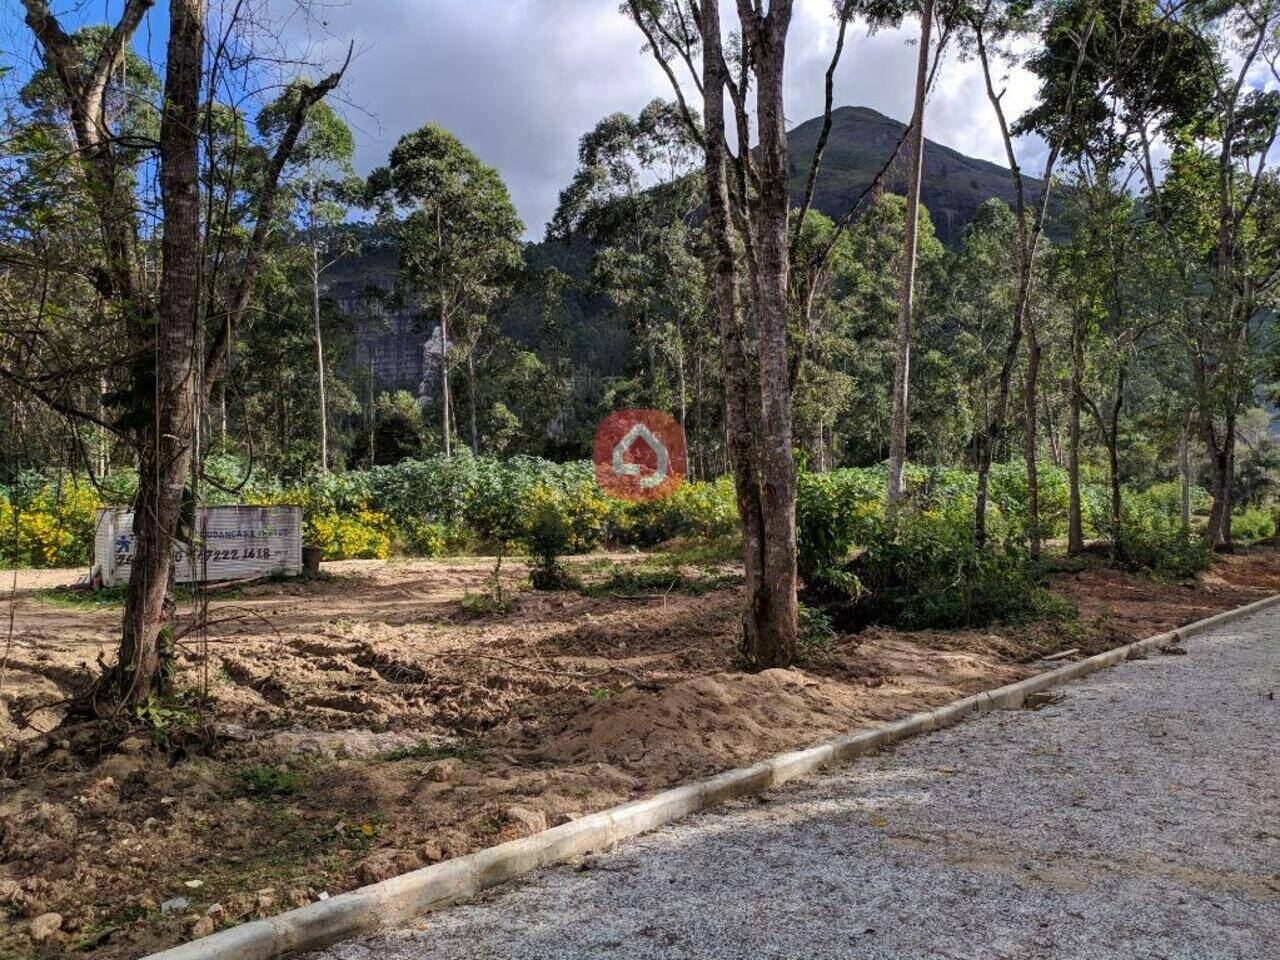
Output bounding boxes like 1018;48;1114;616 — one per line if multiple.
579;560;739;598
235;763;303;799
378;738;481;763
35;584;128;609
460;590;514;615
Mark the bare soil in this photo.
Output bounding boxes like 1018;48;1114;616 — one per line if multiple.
2;548;1279;959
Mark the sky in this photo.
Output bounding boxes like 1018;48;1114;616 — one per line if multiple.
0;0;1050;240
269;0;1048;239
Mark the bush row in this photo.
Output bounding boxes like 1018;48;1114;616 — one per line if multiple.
0;455;1256;576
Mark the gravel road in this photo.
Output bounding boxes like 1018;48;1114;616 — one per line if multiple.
310;612;1280;960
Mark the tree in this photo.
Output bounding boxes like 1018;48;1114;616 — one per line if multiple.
10;0;347;709
887;0;937;504
1015;0;1266;548
961;0;1098;553
628;0;857;666
551;101;707;439
373;125;524;457
258;88;360;473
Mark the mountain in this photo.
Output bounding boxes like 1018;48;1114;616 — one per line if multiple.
336;106;1041;396
787;105;1043;245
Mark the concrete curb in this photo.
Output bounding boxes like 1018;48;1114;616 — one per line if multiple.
144;591;1280;960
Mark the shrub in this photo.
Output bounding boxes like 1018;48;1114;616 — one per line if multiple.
522;485;580;590
306;509;393;560
853;506;1071;629
795;469;881;598
797;603;837;657
990;462;1070;543
1116;522;1210;579
612;476;738;546
1231;506;1274;546
0;476;101;567
397;519;471;558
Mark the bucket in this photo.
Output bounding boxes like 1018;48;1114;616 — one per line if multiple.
302;544;323;575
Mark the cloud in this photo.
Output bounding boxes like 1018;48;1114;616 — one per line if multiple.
279;0;1046;239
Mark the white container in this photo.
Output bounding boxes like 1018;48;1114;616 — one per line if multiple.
92;505;303;587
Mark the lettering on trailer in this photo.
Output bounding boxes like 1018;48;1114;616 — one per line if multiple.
94;506;303;586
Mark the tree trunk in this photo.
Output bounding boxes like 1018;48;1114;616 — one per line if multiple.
1106;426;1121;559
1067;317;1084;553
115;0;205;707
700;0;771;668
740;0;798;668
312;239;329;473
1043;393;1061;467
1023;321;1042;558
440;310;452;458
887;0;933;505
1179;428;1191;534
467;347;479;455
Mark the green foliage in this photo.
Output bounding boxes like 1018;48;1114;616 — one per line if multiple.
0;476;100;567
36;585;128;609
990;463;1071;543
236;763;302;799
305;510;393;560
523;485;581;590
580;558;735;597
796;603;837;658
379;739;480;762
853;507;1073;630
1116;522;1211;579
613;475;739;546
134;691;202;751
460;589;514;616
796;469;880;598
1230;506;1274;546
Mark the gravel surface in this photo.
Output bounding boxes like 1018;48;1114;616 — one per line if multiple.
309;613;1280;960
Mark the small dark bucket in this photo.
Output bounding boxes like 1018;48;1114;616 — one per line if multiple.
302;545;323;575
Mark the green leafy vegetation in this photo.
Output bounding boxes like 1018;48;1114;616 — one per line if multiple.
235;763;303;799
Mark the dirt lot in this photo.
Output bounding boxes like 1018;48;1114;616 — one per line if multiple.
3;548;1280;959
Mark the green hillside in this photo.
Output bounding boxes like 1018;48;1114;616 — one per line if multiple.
787;105;1045;245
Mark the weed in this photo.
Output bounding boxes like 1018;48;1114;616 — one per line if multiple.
460;590;514;615
236;763;302;799
379;739;481;763
134;689;202;750
797;603;837;657
35;585;128;609
580;560;736;598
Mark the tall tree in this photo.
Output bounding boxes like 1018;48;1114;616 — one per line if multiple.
12;0;346;708
373;125;524;457
625;0;864;666
550;100;705;424
258;89;360;474
1019;0;1273;548
963;0;1097;553
887;0;936;504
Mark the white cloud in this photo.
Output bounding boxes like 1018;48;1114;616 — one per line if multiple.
278;0;1049;238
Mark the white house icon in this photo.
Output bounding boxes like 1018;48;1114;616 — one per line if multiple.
612;423;669;489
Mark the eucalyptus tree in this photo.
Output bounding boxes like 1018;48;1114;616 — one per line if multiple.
887;0;941;504
551;100;706;426
627;0;830;667
1055;173;1172;556
7;0;346;709
372;125;524;457
258;89;360;473
1021;0;1279;548
956;0;1101;554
